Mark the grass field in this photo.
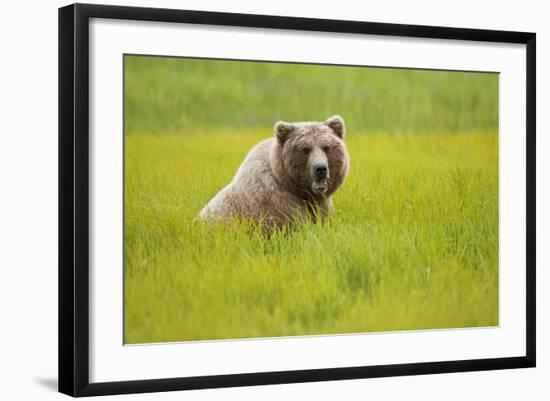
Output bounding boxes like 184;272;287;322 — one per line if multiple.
124;56;498;135
124;56;499;344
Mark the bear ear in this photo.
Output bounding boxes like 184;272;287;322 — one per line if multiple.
274;121;295;144
325;115;345;139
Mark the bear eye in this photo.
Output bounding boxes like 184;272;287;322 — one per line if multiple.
323;146;331;153
302;147;311;155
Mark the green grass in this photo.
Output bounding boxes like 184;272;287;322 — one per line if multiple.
124;55;499;343
124;55;498;135
124;130;499;344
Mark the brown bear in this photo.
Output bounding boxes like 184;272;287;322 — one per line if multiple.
198;115;350;230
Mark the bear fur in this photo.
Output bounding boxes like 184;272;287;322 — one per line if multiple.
198;115;350;229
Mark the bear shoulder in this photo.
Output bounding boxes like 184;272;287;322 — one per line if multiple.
233;138;277;190
199;138;286;221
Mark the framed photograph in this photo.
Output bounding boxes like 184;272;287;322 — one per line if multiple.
58;3;536;397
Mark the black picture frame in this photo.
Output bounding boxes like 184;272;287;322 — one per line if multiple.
59;3;536;397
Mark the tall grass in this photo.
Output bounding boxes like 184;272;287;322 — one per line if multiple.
124;55;498;343
124;56;498;135
124;130;498;343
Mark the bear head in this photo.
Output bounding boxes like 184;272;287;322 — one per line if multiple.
273;115;349;199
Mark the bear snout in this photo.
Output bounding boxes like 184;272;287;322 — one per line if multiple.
313;163;328;179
